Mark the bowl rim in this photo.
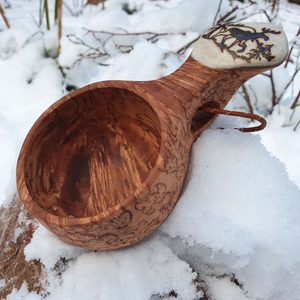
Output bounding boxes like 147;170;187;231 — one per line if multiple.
16;80;168;227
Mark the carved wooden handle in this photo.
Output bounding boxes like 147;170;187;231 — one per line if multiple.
191;22;288;70
165;22;288;138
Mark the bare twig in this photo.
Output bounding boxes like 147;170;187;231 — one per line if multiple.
261;9;272;23
277;67;300;104
54;0;58;22
83;28;186;54
65;33;110;68
0;3;10;28
63;1;84;16
63;2;74;15
269;70;277;107
289;89;300;130
290;89;300;110
270;0;280;20
39;0;43;26
65;29;186;68
294;119;300;131
284;26;300;68
176;35;200;55
241;84;254;115
271;0;279;13
262;71;277;107
217;6;238;24
82;28;185;39
44;0;50;30
67;34;106;54
22;31;43;48
213;0;223;25
56;0;63;56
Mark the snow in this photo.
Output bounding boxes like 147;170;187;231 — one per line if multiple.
0;36;63;206
6;283;40;300
161;130;300;299
205;276;249;300
46;239;200;300
0;279;5;289
19;131;300;300
1;0;300;299
24;225;85;271
260;127;300;187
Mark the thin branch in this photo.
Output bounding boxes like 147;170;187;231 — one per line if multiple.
56;0;63;56
176;35;200;55
44;0;50;30
270;0;280;20
68;30;182;54
261;1;280;23
269;70;277;107
241;84;254;115
67;34;105;53
261;71;277;107
63;2;73;15
284;26;300;68
0;3;10;28
82;28;185;38
83;29;187;53
54;0;58;22
248;84;259;108
65;29;187;69
290;89;300;110
294;119;300;132
277;67;300;103
39;0;43;26
22;31;43;48
261;9;272;22
65;33;109;68
213;0;223;25
217;5;238;24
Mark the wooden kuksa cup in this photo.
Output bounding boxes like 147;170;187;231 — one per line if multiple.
17;23;288;250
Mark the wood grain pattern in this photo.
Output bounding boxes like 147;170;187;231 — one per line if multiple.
0;196;44;299
16;54;273;250
23;88;161;219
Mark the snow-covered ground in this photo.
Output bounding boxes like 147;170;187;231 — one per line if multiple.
1;0;300;299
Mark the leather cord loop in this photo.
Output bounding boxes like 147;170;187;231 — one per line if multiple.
201;107;267;132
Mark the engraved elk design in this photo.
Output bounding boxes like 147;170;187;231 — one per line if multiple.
203;24;281;63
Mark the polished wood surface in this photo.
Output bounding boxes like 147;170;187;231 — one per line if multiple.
16;54;274;250
23;88;161;219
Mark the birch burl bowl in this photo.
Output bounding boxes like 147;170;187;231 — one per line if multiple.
17;23;288;250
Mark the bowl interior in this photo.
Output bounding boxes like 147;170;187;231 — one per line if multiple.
23;87;162;218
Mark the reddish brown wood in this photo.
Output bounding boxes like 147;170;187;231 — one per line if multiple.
201;107;267;132
16;55;272;250
0;196;44;299
86;0;106;7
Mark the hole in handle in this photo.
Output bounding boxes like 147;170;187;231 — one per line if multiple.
200;107;267;132
191;101;220;133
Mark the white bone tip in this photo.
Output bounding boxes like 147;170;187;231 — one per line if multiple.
191;23;288;70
